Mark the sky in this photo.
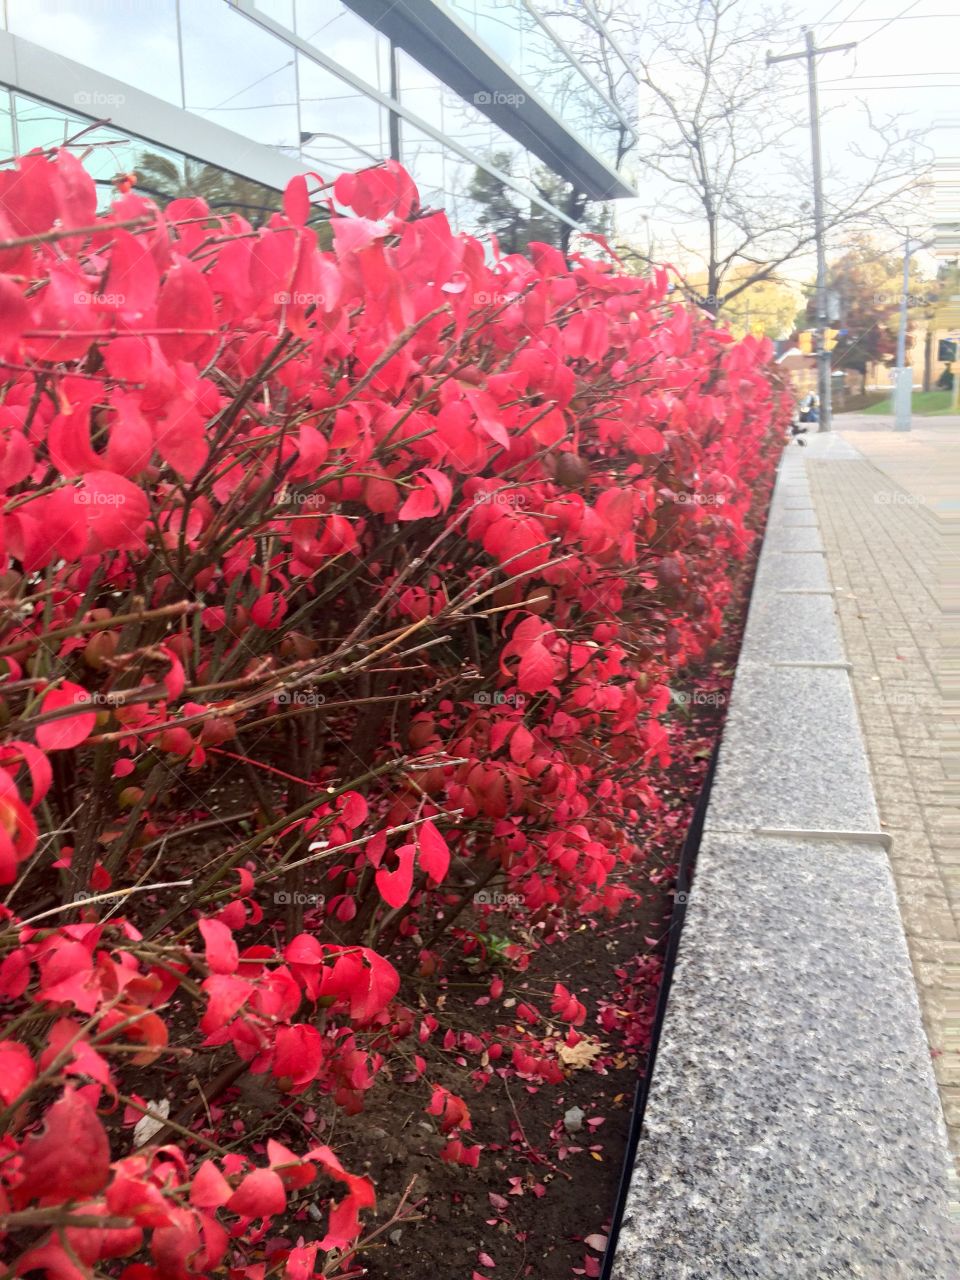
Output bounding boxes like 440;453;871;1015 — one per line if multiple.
614;0;960;288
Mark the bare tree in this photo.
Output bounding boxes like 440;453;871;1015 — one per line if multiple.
537;0;930;313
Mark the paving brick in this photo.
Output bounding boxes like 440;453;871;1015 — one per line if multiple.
808;431;956;1175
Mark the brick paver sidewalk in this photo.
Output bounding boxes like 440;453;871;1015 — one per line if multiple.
806;415;958;1158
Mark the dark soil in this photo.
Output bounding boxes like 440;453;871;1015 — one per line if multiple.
337;535;763;1280
338;709;726;1280
353;902;666;1280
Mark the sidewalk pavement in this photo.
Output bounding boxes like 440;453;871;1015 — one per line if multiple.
809;412;958;1159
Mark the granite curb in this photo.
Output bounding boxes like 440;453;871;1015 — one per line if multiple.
609;442;959;1279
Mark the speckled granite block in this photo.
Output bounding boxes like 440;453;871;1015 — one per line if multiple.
773;486;813;507
707;663;878;832
739;589;844;665
752;550;831;594
767;509;819;527
612;835;960;1280
608;446;958;1280
761;522;824;553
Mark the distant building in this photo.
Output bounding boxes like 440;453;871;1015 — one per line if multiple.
776;347;818;396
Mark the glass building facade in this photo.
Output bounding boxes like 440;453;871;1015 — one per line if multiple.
0;0;635;234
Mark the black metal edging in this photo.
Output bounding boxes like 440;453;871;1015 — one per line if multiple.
598;740;720;1280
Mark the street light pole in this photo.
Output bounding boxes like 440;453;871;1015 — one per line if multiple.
894;231;913;431
768;28;856;432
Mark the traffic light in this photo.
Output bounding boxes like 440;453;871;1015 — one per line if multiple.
798;331;813;354
823;329;839;351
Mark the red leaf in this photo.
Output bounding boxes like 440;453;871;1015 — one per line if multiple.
375;842;415;908
227;1167;287;1219
251;592;289;630
306;1145;376;1250
156;256;217;363
0;1039;35;1105
629;425;666;454
338;790;368;831
273;1024;323;1091
55;149;98;229
351;949;400;1021
517;640;555;695
190;1159;233;1209
284;175;311;226
16;1087;110;1206
105;229;160;316
421;466;453;512
36;682;96;752
418;820;450;884
198;919;239;975
199;974;252;1036
397;479;439;521
510;724;534;764
80;471;151;553
286;1243;321;1280
0;274;29;356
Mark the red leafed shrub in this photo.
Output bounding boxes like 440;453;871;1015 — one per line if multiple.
0;146;788;1276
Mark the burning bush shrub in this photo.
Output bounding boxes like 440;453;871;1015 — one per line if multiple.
0;148;787;1276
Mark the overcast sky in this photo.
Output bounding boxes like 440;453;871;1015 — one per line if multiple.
615;0;959;284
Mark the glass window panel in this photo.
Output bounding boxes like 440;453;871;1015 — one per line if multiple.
400;124;475;225
298;53;388;173
11;92;286;223
397;50;540;201
442;0;621;166
400;130;543;242
398;50;503;159
0;91;15;160
179;0;300;149
5;0;183;107
250;0;295;26
294;0;390;94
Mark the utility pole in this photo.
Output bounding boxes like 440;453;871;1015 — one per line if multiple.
768;28;856;432
894;231;913;431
